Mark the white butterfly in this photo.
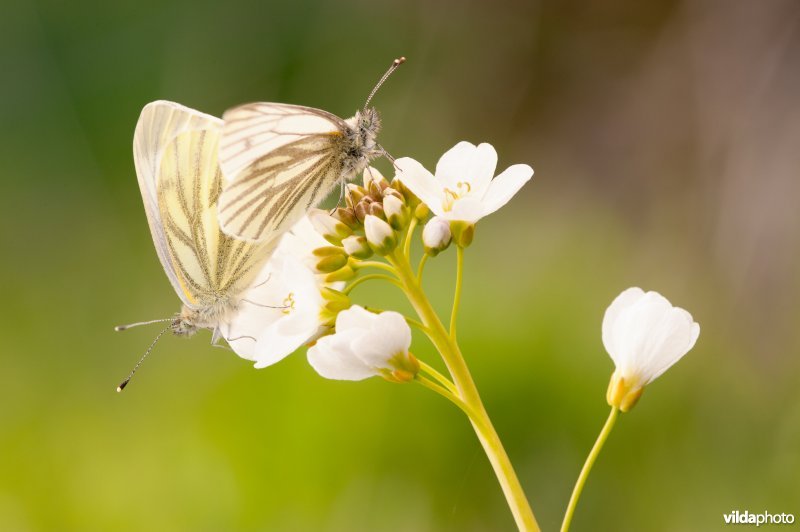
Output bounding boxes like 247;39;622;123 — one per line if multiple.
217;57;405;243
118;100;278;390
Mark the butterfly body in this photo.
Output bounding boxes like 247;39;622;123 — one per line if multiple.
217;104;383;243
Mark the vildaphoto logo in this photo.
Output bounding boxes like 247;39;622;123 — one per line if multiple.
724;510;795;526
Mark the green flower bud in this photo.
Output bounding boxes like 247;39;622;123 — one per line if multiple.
383;194;410;230
309;209;353;245
341;235;373;259
414;202;430;221
449;220;475;248
325;265;357;283
364;214;397;255
312;246;348;273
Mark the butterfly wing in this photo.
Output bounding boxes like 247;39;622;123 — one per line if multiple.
133;101;274;308
217;103;353;242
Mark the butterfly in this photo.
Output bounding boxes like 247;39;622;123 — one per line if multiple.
117;100;278;390
217;57;406;243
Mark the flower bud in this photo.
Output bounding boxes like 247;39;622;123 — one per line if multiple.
363;166;389;191
383;194;410;230
368;201;386;220
309;209;352;245
354;198;372;223
312;246;348;273
332;207;360;230
414;202;430;220
345;184;366;209
422;216;451;256
449;220;475;247
321;286;350;306
341;235;373;259
364;214;397;255
325;264;356;283
392;178;421;209
382;187;404;201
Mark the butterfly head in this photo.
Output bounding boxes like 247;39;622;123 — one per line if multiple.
349;108;382;158
173;301;231;337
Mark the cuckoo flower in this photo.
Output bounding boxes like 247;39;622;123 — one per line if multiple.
602;287;700;411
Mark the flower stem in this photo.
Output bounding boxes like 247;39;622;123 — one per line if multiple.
403;216;419;258
353;261;399;276
415;375;480;421
450;245;464;340
418;360;458;394
388;250;540;532
417;252;429;282
343;274;403;295
405;316;430;335
561;406;620;532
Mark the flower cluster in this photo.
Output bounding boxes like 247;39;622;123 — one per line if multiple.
225;141;540;381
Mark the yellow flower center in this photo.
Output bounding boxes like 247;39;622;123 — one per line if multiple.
282;292;296;315
442;181;471;212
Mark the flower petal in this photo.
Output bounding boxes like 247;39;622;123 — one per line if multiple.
639;308;699;383
445;197;487;223
602;287;646;362
394;157;445;217
478;164;533;217
336;304;377;331
351;311;411;369
307;331;375;380
435;142;497;196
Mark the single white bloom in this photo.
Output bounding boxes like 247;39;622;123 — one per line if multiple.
364;214;397;254
221;216;343;369
307;306;418;382
422;216;452;255
602;287;700;411
395;141;533;223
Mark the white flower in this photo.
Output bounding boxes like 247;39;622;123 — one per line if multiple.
395;141;533;224
221;216;343;369
364;214;397;254
307;306;418;382
422;216;452;255
602;287;700;411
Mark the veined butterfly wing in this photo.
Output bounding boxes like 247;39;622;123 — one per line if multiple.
217;103;364;243
133;101;275;310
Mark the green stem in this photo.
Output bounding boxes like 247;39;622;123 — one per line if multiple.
415;376;481;421
450;246;464;340
417;252;429;282
403;217;419;258
343;274;402;295
388;250;540;532
354;261;399;276
405;316;430;335
418;360;457;395
561;406;620;532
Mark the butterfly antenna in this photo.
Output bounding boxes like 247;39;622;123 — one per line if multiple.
114;318;173;332
116;324;171;392
364;56;406;109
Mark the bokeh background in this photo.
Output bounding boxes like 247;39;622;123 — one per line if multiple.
2;0;799;530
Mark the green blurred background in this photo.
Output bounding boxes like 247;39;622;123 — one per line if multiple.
2;0;798;530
